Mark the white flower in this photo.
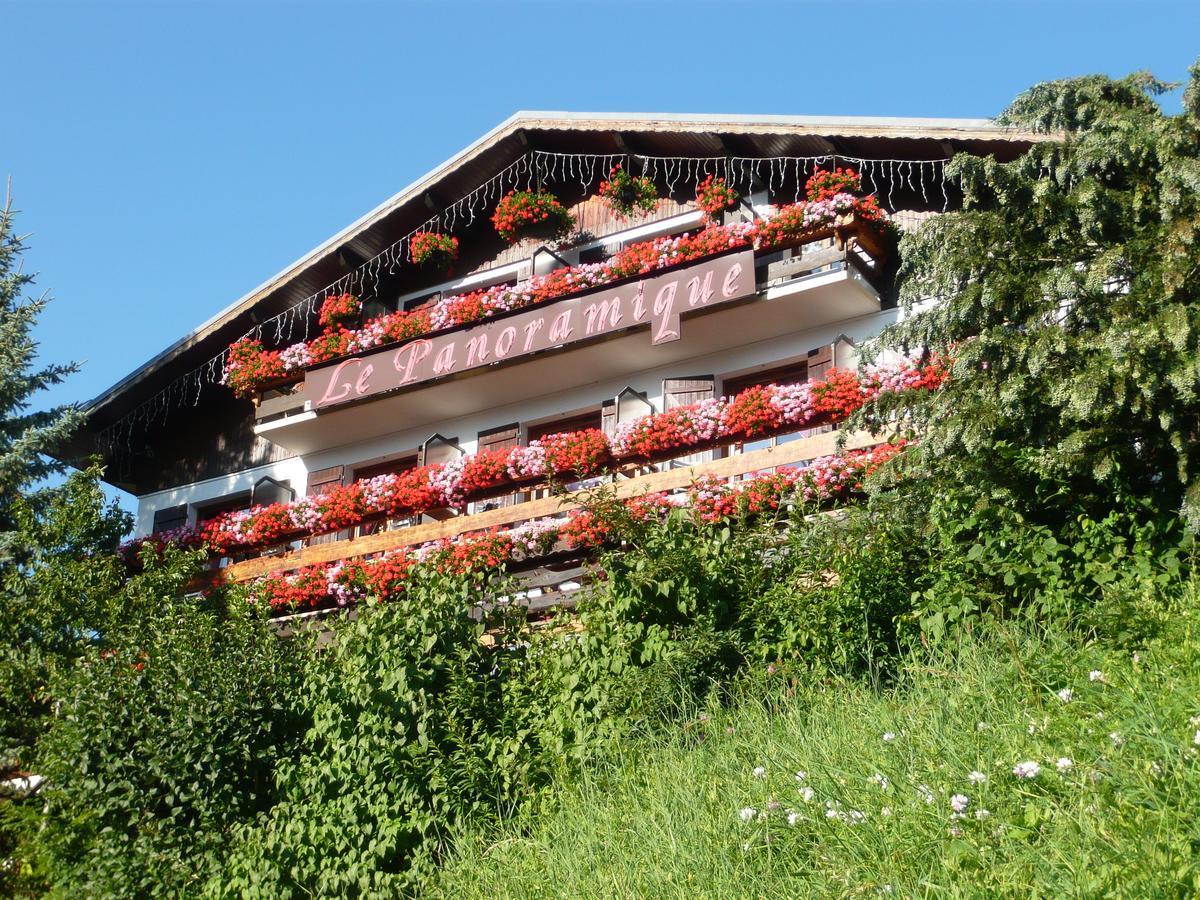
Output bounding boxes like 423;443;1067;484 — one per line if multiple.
738;807;757;822
882;732;896;742
1192;729;1200;747
847;810;866;824
795;771;807;782
1109;731;1126;747
1056;757;1074;773
950;794;969;813
974;808;991;820
1057;688;1074;703
1089;670;1107;683
968;770;987;785
1027;723;1038;735
787;811;800;826
949;825;963;838
799;786;815;803
976;722;989;732
869;773;890;791
752;766;767;778
881;806;893;817
917;784;935;805
1013;760;1041;779
825;808;839;819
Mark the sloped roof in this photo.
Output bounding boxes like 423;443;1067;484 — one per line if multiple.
81;111;1044;428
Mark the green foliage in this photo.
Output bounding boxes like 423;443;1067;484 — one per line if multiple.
31;572;305;898
907;462;1195;646
218;566;542;897
434;571;1200;898
0;195;84;549
863;62;1200;527
744;495;923;674
0;467;130;772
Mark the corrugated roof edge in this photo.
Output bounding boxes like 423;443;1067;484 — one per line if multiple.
83;111;1044;415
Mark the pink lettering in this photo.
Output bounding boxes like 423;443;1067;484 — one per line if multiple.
548;309;574;343
631;282;648;321
465;333;490;366
722;262;744;298
584;296;623;334
686;271;715;307
317;358;363;406
355;363;374;395
433;343;457;375
494;326;517;358
652;281;679;343
523;317;545;352
393;339;433;385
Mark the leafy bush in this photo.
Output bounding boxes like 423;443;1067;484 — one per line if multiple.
217;566;542;897
434;569;1200;898
34;568;306;897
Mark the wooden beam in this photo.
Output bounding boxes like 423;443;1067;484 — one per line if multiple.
222;429;881;582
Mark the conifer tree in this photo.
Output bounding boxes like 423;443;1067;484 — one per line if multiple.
868;62;1200;527
0;192;83;549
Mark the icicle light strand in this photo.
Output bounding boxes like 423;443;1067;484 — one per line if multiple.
99;151;953;451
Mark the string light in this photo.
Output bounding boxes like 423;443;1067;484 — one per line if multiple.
98;149;955;455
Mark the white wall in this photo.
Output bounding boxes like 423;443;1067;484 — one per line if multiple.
133;305;901;537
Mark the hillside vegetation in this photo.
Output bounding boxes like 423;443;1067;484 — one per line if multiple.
2;63;1199;897
436;597;1200;897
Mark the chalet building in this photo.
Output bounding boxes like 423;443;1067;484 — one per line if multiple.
64;113;1038;611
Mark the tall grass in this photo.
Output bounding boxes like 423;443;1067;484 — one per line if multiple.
434;613;1200;898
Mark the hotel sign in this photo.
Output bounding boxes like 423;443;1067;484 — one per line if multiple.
305;249;755;411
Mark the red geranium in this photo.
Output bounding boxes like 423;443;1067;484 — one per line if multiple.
410;231;459;268
806;167;862;201
598;166;658;218
491;190;575;244
318;293;361;331
695;175;740;223
539;428;611;477
720;385;782;439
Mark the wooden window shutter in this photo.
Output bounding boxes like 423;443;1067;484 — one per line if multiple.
600;400;617;437
663;376;714;409
306;465;344;496
152;504;188;534
476;424;521;509
478;423;520;453
806;344;835;383
305;465;345;545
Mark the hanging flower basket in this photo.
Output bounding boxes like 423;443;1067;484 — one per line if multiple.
695;175;740;223
806;167;862;201
318;293;361;332
410;231;459;270
491;190;575;244
598;166;658;218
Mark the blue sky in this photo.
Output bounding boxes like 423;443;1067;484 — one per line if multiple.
4;0;1197;510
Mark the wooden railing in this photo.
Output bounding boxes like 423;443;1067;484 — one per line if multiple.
252;216;890;423
221;429;881;583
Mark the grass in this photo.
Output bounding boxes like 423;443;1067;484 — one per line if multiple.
434;614;1200;898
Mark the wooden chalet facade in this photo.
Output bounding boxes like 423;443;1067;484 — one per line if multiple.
64;112;1040;615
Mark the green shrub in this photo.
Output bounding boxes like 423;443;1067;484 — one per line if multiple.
34;567;306;897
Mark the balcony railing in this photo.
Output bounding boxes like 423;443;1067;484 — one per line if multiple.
252;216;890;426
221;427;882;585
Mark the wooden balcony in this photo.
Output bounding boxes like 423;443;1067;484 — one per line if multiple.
221;427;882;586
252;217;891;446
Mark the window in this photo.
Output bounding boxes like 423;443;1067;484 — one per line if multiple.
474;424;520;511
353;455;418;536
194;492;252;529
722;358;815;463
527;410;602;442
721;360;809;398
353;455;417;482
